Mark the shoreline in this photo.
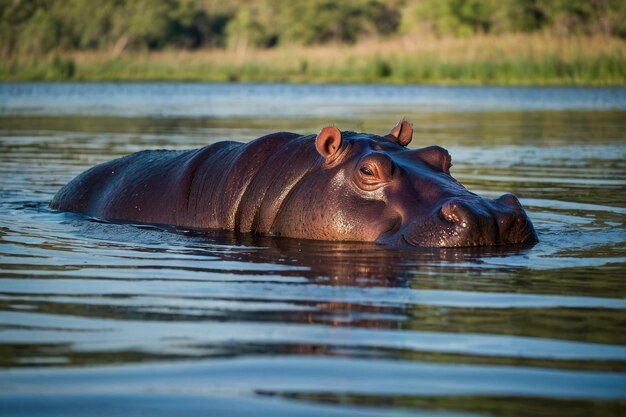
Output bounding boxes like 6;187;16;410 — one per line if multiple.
1;80;625;87
2;35;625;86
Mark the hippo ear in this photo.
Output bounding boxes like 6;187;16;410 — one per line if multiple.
315;126;342;159
385;118;413;146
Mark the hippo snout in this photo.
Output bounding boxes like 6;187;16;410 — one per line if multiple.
434;194;537;247
492;193;526;231
392;194;537;248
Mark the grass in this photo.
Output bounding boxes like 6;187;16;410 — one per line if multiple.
1;34;625;85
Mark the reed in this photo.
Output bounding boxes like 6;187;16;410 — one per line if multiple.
2;34;624;85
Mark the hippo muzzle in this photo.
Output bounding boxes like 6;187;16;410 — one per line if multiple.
395;193;538;247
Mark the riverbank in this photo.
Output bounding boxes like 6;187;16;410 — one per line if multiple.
2;35;625;85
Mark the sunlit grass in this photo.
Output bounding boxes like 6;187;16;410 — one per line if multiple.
2;34;625;85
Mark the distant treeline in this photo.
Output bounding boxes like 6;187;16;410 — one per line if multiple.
2;0;625;59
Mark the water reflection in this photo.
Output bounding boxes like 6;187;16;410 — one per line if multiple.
172;227;538;282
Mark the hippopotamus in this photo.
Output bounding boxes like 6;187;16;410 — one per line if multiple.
50;120;537;247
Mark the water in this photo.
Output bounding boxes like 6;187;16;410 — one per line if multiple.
0;83;625;417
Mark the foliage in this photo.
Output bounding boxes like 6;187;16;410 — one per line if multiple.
401;0;626;37
1;0;624;85
3;0;625;61
225;4;277;50
2;34;623;85
406;0;499;36
0;0;229;58
277;0;400;45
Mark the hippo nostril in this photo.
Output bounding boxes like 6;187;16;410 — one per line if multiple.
441;201;457;222
440;200;469;227
496;193;523;213
491;193;534;242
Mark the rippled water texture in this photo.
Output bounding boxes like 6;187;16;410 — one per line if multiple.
1;83;625;417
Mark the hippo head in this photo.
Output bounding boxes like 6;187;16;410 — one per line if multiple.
272;119;538;248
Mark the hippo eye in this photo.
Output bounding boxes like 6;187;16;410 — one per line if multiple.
356;153;394;189
359;166;374;176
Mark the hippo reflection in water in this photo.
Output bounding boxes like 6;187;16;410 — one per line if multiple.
51;119;537;247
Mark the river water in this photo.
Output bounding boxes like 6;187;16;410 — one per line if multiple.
0;83;625;417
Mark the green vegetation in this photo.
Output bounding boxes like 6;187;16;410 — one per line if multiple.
1;0;625;84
